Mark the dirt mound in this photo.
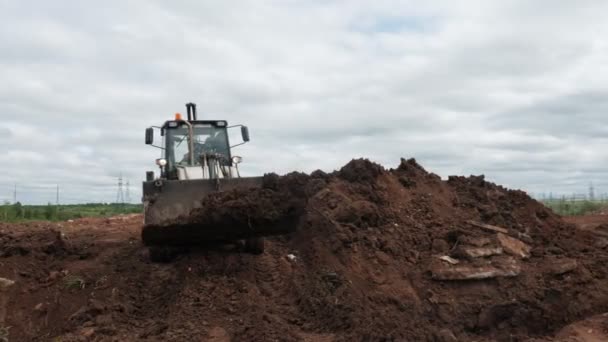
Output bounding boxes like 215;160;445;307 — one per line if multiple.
0;226;68;258
3;159;608;341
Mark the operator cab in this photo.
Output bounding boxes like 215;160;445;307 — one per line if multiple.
144;103;250;181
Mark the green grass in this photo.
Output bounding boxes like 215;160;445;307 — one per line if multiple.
0;202;142;222
0;326;10;342
542;199;606;216
63;275;86;290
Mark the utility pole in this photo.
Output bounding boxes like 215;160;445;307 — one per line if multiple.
589;182;595;201
56;184;59;205
13;184;16;204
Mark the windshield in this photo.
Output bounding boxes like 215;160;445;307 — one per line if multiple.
164;124;230;169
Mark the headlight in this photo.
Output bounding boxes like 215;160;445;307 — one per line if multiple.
232;156;243;164
156;158;167;166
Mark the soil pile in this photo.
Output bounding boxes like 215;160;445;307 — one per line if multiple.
2;159;608;341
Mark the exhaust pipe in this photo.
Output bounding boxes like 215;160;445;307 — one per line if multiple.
186;102;197;121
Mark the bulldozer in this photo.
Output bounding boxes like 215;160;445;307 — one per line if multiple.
142;102;266;259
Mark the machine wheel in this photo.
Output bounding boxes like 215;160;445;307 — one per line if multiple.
148;246;179;263
244;237;265;255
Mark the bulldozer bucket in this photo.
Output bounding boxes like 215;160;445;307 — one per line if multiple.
142;176;266;246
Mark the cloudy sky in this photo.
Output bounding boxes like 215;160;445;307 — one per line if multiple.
1;0;607;204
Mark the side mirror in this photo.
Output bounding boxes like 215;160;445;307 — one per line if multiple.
241;126;250;142
145;127;153;145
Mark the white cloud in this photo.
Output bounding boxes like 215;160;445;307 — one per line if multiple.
1;0;607;203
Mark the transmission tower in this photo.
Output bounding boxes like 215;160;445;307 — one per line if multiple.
13;184;16;204
126;180;131;203
116;174;124;204
589;182;595;201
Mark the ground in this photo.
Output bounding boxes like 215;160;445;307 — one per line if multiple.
1;213;608;341
1;159;608;341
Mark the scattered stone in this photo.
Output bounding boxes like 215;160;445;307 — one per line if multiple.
375;251;392;265
437;255;460;265
548;258;578;275
0;277;15;324
80;327;96;338
594;238;608;249
468;220;508;234
207;326;230;342
497;233;531;259
0;278;14;290
431;259;521;281
436;328;458;342
453;246;503;259
34;302;47;313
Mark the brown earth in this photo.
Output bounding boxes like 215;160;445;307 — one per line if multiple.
2;158;608;341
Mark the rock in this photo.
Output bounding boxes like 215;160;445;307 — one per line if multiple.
453;246;503;259
437;255;460;265
436;328;458;342
431;258;520;281
497;233;531;259
80;327;96;338
46;270;68;282
207;326;230;342
548;258;578;275
595;238;608;249
0;278;14;290
0;277;15;324
375;251;392;265
34;302;47;313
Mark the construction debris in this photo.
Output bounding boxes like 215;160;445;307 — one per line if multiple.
437;255;460;265
497;233;531;259
453;246;503;259
467;220;509;234
430;259;521;280
468;220;533;243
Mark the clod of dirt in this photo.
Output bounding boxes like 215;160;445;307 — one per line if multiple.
0;228;66;257
337;158;384;183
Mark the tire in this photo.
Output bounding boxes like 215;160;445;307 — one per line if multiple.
244;237;264;255
148;246;179;263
